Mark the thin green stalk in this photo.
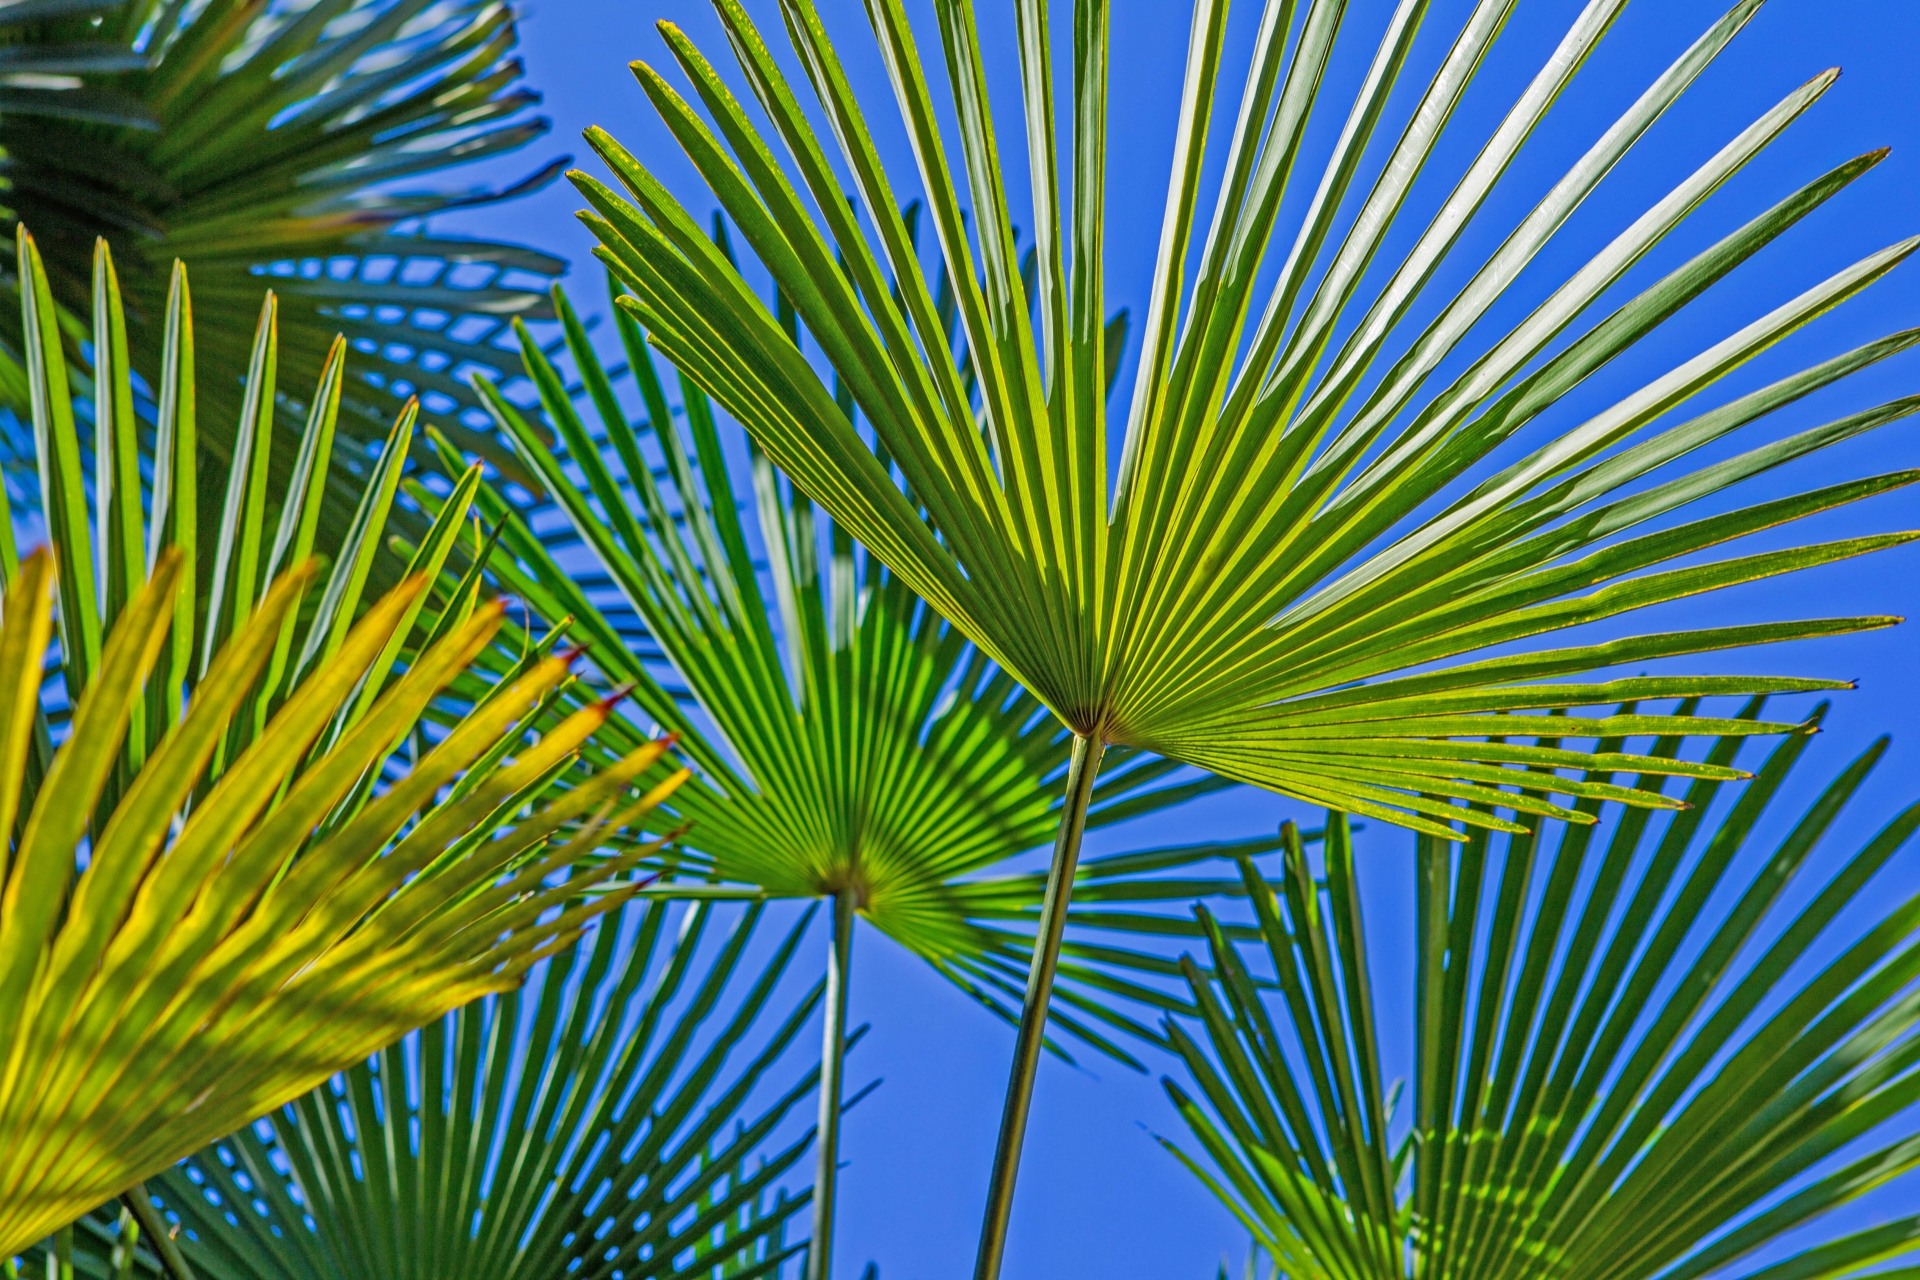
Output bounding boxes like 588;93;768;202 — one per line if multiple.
109;1203;136;1280
121;1184;194;1280
973;734;1106;1280
809;890;857;1280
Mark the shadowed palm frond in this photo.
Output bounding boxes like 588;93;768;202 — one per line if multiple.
0;0;570;501
0;0;149;133
1166;706;1920;1280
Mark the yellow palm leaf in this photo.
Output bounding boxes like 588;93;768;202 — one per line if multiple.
0;549;683;1257
0;229;690;1258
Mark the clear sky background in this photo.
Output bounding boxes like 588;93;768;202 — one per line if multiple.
436;2;1920;1275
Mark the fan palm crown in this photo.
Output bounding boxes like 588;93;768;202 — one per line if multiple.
461;278;1239;994
571;0;1920;1267
574;0;1917;836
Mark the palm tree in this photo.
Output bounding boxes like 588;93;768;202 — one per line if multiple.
0;232;687;1260
1164;705;1920;1280
0;0;568;494
53;900;823;1280
433;271;1290;1280
565;0;1920;1268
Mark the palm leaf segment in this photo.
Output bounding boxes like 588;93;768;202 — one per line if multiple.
0;232;688;1259
455;276;1255;1047
1168;708;1920;1280
583;0;1919;839
113;902;820;1280
0;0;568;491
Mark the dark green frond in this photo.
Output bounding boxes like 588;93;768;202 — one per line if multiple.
0;0;568;508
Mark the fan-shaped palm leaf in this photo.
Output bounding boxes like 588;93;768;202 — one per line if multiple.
60;900;822;1280
0;0;568;497
0;535;685;1258
570;0;1920;1264
1165;707;1920;1280
0;229;688;1259
429;272;1288;1276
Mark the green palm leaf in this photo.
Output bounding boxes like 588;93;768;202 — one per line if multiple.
0;230;689;1260
428;271;1286;1276
0;0;567;497
571;0;1920;1264
1165;705;1920;1280
467;275;1239;1005
61;901;821;1280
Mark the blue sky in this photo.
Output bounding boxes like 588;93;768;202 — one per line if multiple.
438;1;1920;1275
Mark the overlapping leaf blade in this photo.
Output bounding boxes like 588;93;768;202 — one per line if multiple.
429;275;1272;1055
91;901;820;1280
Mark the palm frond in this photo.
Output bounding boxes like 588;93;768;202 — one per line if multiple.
0;0;568;498
1166;706;1920;1280
435;268;1259;1277
444;272;1245;1028
74;901;819;1280
580;0;1914;836
0;230;687;1259
0;0;150;133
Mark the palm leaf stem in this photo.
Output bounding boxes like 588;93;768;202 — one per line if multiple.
116;1189;189;1280
975;733;1106;1280
810;890;857;1280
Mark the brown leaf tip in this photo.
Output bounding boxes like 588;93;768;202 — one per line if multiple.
597;682;637;713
